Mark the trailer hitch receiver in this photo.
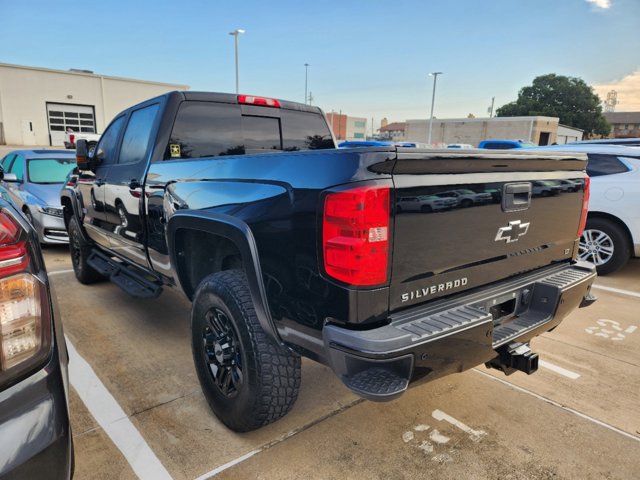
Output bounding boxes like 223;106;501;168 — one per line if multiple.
486;342;539;376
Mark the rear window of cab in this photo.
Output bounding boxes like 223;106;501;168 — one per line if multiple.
165;102;334;159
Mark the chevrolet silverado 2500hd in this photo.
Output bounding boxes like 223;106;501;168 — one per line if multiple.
61;91;596;432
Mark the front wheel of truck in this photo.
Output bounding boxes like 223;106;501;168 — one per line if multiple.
68;216;106;284
191;270;301;432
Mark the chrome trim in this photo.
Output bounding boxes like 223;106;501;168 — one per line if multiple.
0;255;25;269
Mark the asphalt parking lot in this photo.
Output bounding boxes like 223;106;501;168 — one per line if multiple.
42;246;639;480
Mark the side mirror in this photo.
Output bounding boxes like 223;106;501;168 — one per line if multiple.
75;139;90;170
2;173;19;183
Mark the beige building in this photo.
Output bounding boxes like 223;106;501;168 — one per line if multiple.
405;116;563;146
325;112;367;141
0;63;189;146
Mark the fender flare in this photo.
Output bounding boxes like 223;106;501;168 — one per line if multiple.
60;188;90;243
167;210;281;345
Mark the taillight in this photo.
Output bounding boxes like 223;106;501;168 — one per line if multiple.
0;212;28;276
0;209;50;383
238;95;281;108
577;177;590;237
322;186;390;286
69;134;75;145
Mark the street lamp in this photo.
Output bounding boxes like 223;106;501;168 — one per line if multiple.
427;72;443;145
228;29;245;94
304;63;310;105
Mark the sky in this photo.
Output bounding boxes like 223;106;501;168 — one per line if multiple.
1;0;639;129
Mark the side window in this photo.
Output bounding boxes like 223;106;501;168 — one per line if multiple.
9;155;25;181
118;104;160;164
1;154;15;171
95;115;126;166
167;102;242;159
586;154;630;177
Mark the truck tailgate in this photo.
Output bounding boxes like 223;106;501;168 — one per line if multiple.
390;149;588;311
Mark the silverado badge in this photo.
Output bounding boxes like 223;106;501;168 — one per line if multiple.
495;220;530;243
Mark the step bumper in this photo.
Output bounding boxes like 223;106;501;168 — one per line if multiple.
323;262;596;401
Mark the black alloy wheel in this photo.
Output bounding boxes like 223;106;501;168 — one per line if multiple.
202;307;243;397
191;270;301;432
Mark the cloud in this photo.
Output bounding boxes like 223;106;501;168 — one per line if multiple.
586;0;612;9
593;69;640;111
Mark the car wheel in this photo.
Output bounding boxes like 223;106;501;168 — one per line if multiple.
460;199;473;208
579;218;630;275
420;205;433;213
68;216;106;284
117;203;128;228
191;270;301;432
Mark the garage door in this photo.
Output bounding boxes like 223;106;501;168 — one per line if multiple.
46;103;96;146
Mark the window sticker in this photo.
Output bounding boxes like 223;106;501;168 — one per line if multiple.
170;144;181;158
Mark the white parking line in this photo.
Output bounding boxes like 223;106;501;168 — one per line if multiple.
592;284;640;299
193;450;261;480
538;360;581;379
66;337;172;480
432;409;486;442
473;369;640;443
48;269;74;276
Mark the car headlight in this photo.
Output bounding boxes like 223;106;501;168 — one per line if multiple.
38;206;64;217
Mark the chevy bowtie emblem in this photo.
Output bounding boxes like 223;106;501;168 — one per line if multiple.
495;220;530;243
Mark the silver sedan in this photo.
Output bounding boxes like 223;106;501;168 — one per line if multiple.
0;149;76;244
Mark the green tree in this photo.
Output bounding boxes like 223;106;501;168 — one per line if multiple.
496;74;610;137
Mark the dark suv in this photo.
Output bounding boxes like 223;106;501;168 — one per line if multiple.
0;183;73;479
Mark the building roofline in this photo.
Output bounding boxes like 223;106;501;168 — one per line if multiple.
558;123;584;132
0;62;190;89
406;116;559;123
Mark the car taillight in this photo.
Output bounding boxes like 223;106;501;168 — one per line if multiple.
322;186;390;286
69;134;75;145
0;209;50;381
238;95;281;108
577;177;590;237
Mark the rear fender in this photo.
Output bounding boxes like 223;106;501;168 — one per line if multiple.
167;210;280;344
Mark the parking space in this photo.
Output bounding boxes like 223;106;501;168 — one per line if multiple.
43;246;639;479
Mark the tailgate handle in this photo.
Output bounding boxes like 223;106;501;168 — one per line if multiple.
502;183;531;212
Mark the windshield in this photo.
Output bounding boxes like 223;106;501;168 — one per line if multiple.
27;158;76;184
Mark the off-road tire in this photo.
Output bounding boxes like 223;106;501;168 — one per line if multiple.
68;216;105;284
191;270;301;432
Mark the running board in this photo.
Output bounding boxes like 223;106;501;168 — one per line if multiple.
88;250;163;299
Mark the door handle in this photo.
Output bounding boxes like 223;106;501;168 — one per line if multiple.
129;179;141;190
502;182;531;212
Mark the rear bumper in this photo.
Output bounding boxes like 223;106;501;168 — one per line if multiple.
0;344;72;479
323;261;596;401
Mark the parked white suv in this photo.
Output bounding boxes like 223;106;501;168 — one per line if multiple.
536;145;640;274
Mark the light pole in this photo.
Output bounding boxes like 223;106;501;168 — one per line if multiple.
427;72;443;145
304;63;310;105
228;29;245;94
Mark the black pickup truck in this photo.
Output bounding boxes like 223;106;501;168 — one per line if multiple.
61;91;596;432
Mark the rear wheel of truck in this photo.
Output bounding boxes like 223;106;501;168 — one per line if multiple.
579;217;630;275
68;216;105;284
191;270;301;432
